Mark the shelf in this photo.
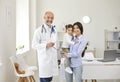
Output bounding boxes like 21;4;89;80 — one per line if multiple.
105;48;120;50
106;30;120;33
107;40;120;42
105;30;120;50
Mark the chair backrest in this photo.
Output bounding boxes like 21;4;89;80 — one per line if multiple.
10;55;30;70
9;56;19;76
15;55;29;69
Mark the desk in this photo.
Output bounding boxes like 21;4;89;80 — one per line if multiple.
59;58;120;81
82;58;120;80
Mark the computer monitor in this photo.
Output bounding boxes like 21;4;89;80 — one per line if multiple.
104;50;117;61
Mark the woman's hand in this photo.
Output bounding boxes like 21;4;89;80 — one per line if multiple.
63;52;68;57
74;41;79;44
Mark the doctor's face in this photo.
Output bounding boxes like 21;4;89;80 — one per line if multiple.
44;12;54;26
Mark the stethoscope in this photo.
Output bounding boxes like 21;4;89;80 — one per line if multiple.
41;24;55;38
41;24;57;49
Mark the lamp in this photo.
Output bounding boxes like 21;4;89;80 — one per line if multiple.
82;16;91;24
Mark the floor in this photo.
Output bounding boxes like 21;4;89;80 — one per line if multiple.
52;76;120;82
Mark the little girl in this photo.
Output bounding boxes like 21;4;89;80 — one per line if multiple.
62;24;79;74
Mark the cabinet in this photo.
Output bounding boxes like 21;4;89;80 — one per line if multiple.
105;30;120;50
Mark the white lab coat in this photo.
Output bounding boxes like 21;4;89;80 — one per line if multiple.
32;24;58;78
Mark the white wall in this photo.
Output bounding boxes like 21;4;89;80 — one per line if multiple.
0;0;16;82
37;0;120;58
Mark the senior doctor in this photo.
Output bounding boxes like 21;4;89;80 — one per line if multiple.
32;11;58;82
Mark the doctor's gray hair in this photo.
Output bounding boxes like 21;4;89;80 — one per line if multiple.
44;11;54;16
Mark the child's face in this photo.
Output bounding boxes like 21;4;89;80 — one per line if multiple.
66;28;73;35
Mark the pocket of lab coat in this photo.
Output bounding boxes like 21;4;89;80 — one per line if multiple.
37;46;46;55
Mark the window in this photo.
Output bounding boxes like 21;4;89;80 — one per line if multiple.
16;0;29;54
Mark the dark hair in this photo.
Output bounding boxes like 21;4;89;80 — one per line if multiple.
65;24;73;31
73;22;83;34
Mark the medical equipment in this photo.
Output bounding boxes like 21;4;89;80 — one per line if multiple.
41;25;55;33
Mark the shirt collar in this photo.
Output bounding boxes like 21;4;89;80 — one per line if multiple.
44;23;53;29
43;23;55;33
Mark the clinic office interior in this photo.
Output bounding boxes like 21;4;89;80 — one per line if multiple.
0;0;120;82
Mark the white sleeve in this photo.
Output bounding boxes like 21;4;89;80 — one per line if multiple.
67;40;74;45
65;34;74;45
32;29;47;50
52;31;59;49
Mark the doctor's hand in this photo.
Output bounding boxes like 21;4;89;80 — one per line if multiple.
46;42;55;48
